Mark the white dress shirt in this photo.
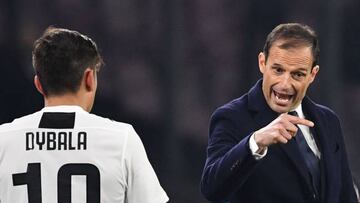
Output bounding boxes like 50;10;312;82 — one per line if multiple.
292;104;321;159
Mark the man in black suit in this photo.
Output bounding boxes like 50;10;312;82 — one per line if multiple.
201;23;358;203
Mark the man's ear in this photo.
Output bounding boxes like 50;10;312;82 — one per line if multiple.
309;65;320;83
258;52;266;74
84;68;96;92
34;75;45;96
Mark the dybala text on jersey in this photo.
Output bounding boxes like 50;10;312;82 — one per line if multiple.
25;131;87;150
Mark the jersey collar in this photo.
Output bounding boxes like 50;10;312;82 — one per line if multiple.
41;105;86;113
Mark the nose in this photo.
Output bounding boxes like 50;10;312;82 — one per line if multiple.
278;73;292;90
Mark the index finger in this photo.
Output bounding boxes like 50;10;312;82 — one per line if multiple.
287;115;314;127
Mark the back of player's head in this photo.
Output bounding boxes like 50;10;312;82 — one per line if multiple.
32;27;104;96
263;23;319;68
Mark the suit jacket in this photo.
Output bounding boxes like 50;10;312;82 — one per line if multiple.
200;79;357;203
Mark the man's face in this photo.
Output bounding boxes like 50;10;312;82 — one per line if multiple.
258;40;319;113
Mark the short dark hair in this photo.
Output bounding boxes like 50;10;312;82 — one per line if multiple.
32;27;104;96
263;23;319;68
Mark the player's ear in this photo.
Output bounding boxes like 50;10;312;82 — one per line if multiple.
34;75;45;96
84;68;96;92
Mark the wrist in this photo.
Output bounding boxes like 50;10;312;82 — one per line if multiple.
250;132;267;159
253;131;266;153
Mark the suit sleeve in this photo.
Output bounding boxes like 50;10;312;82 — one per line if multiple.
200;107;260;202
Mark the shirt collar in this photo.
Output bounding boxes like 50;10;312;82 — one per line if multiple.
291;103;305;119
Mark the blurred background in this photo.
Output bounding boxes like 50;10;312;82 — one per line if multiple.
0;0;359;202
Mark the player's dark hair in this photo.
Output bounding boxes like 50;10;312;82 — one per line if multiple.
32;26;104;96
263;23;319;68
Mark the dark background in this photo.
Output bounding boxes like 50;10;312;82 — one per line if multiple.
0;0;359;202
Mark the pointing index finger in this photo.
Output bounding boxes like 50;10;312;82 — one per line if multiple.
288;115;314;127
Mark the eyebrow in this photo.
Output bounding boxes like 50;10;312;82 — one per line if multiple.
271;63;309;72
294;68;308;72
271;63;283;67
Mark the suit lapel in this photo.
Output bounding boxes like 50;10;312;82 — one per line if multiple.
247;80;279;131
302;97;333;201
247;80;315;192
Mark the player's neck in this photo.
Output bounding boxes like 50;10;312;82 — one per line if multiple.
43;94;90;112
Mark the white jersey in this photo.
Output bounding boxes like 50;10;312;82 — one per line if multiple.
0;105;169;203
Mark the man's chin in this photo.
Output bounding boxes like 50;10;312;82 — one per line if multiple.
269;103;292;114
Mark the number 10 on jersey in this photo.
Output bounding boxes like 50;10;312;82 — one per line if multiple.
12;163;100;203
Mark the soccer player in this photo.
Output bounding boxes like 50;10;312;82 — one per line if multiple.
0;27;169;203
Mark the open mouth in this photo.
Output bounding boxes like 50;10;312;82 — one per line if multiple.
272;90;294;105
